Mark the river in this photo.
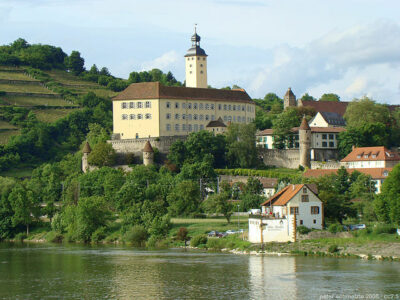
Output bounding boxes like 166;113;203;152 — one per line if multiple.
0;243;399;299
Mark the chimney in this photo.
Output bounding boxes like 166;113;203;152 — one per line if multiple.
352;145;355;151
292;184;295;190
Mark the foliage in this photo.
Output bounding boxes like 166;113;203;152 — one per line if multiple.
319;93;340;102
87;142;116;167
328;244;339;253
372;223;397;235
328;224;343;234
65;51;85;75
202;192;233;223
344;97;390;128
176;227;189;242
271;108;301;149
300;93;316;101
124;225;148;246
128;69;182;87
297;225;311;235
167;180;201;217
190;234;208;247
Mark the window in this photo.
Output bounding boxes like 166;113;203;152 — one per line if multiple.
237;116;241;122
188;114;192;120
129;114;135;120
301;195;309;202
228;116;232;122
211;104;215;110
300;220;303;225
175;114;180;120
182;124;186;131
166;113;171;120
129;102;134;109
205;115;209;121
200;70;203;74
166;124;171;131
329;134;334;139
322;142;327;147
218;104;222;110
223;116;227;122
313;219;316;224
228;105;231;111
211;115;215;121
175;102;179;109
203;57;205;61
322;134;327;139
200;64;203;67
242;105;245;111
194;114;198;120
199;103;203;110
175;124;180;131
122;114;128;120
290;207;299;215
194;124;198;131
137;114;143;119
135;133;139;139
137;102;143;108
205;104;210;110
193;103;198;109
121;102;127;109
329;142;334;147
233;116;236;122
145;113;151;119
188;124;192;132
303;188;307;193
145;101;151;108
182;103;186;109
166;102;171;108
233;105;236;111
197;57;200;60
182;114;186;120
200;124;204;130
199;114;204;121
311;206;319;214
224;104;227;110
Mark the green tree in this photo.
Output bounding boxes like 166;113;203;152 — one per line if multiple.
271;108;300;149
300;93;316;101
319;93;340;102
167;180;200;216
88;142;116;167
65;51;85;75
226;123;258;168
202;191;233;223
344;97;389;128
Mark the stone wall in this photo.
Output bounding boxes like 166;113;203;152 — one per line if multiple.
312;149;340;162
260;149;300;168
108;135;187;156
311;161;341;170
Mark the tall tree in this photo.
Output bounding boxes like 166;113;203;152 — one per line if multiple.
319;93;340;102
65;51;85;75
226;123;258;168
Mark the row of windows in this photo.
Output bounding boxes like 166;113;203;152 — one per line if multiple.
187;57;206;61
167;113;215;121
189;64;204;67
121;101;151;109
322;141;335;147
121;114;152;120
189;70;204;74
289;206;320;215
166;124;205;132
321;134;335;140
165;102;254;112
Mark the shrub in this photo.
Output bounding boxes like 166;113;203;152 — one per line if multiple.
91;227;107;243
45;231;63;243
373;224;396;234
176;227;189;241
297;226;311;235
14;232;27;241
206;238;223;250
0;91;6;96
124;225;148;246
328;223;343;234
190;234;208;247
328;244;339;253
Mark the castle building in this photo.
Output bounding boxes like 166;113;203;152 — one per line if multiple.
109;28;255;156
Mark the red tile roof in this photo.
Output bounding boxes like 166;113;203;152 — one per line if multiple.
113;82;254;103
300;100;348;116
303;167;392;179
261;184;318;207
257;127;345;136
341;146;400;162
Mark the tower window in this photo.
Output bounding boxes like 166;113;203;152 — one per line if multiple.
197;57;200;60
200;71;203;74
203;57;205;61
175;102;179;109
166;102;171;108
200;64;203;67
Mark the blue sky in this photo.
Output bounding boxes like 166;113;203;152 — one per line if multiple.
1;0;400;103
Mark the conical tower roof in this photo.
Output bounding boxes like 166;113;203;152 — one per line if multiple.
299;116;311;130
285;87;295;97
82;141;91;153
143;141;154;152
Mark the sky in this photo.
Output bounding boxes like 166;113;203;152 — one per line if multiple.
1;0;400;103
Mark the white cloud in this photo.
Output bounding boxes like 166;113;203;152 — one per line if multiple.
140;51;180;72
247;20;400;103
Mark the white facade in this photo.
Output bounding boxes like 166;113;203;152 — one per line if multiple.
262;188;275;198
309;113;329;127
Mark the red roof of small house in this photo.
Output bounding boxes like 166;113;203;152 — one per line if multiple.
300;100;348;116
341;146;400;162
303;167;392;180
261;184;318;207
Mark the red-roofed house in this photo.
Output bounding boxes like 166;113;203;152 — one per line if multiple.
340;146;400;169
248;184;323;243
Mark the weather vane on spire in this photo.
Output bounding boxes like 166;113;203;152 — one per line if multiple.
194;23;197;33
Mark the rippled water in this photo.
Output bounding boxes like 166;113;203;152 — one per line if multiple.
0;243;399;299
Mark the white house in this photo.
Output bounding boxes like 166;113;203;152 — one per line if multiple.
308;111;346;128
248;184;323;243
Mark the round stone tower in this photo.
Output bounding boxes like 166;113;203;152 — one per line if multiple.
82;141;91;173
284;87;297;110
143;141;154;166
299;116;311;168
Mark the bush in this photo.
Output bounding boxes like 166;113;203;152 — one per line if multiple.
14;232;27;241
373;224;397;235
328;244;339;253
206;238;223;250
45;231;63;243
176;227;189;241
124;225;148;246
328;223;343;234
91;227;107;243
190;234;208;247
297;226;311;235
0;91;6;96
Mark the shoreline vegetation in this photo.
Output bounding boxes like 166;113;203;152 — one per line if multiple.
4;217;400;263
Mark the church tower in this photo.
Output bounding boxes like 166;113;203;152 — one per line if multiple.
284;87;297;110
299;116;311;168
185;26;208;88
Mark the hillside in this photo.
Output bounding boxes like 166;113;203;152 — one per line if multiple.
0;66;118;145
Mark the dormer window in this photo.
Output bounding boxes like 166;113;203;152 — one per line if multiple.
383;171;389;176
357;155;361;159
364;155;368;158
372;154;376;158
